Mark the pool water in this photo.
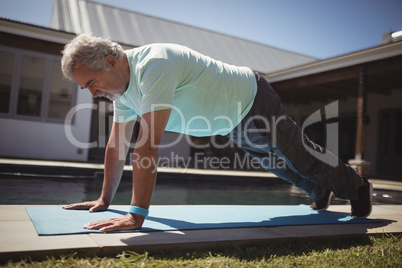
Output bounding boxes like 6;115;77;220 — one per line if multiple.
0;175;351;206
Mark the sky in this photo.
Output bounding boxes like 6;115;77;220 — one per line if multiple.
1;0;401;59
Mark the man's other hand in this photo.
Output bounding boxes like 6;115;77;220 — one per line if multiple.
83;213;144;232
62;199;108;212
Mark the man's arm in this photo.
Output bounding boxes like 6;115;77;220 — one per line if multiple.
63;119;135;211
82;109;171;231
99;119;136;207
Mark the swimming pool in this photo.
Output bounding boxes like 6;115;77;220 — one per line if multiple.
0;174;399;205
0;174;344;206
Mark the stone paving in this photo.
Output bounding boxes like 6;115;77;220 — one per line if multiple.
0;204;401;263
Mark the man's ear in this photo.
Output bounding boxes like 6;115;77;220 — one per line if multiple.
105;55;118;69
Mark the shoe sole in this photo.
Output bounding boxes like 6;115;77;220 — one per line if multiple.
353;182;373;218
316;191;333;211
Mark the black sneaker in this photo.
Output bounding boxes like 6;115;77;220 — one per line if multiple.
310;189;333;211
351;177;373;218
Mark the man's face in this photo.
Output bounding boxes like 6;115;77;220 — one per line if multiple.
72;62;125;101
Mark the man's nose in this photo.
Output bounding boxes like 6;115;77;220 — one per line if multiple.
88;87;99;98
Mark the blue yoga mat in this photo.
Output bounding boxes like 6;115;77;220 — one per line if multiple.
26;205;380;236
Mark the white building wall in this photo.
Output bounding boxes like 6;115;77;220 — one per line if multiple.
0;87;93;162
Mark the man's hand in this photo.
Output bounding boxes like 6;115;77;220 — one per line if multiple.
62;199;108;212
83;213;144;232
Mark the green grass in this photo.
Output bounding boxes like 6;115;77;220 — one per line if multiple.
2;234;401;267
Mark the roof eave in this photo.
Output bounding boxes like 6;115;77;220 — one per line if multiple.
0;18;75;44
267;41;402;82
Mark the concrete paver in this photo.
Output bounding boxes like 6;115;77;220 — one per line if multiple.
0;206;99;262
0;204;401;263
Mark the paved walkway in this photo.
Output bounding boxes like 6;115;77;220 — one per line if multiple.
0;204;401;263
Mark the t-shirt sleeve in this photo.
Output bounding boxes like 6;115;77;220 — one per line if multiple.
140;59;178;114
113;100;137;123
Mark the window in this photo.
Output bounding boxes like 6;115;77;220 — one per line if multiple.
377;108;402;177
17;55;46;117
379;109;402;157
48;59;74;119
0;46;76;123
0;50;14;114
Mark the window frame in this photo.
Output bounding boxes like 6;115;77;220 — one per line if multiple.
0;45;77;124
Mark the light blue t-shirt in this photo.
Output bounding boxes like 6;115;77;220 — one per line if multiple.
113;43;257;137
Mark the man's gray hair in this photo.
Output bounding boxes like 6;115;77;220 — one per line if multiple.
61;33;124;81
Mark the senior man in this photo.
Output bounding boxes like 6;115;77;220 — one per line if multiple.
62;34;372;232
